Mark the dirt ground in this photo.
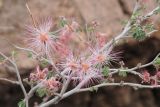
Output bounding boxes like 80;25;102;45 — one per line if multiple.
0;0;160;107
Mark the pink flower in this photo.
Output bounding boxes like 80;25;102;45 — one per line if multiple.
57;52;80;76
30;66;48;82
151;77;158;86
142;70;150;83
54;20;80;57
75;57;102;87
58;20;79;45
25;17;56;57
78;58;101;78
90;46;121;66
54;42;70;57
96;32;107;47
44;77;61;92
58;53;102;86
156;71;160;78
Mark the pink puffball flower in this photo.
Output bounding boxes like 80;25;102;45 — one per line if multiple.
30;66;48;82
25;17;56;57
73;57;102;87
78;58;102;80
58;53;102;86
58;52;80;75
90;46;121;67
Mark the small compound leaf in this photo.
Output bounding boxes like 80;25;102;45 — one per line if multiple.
11;50;18;57
36;88;47;98
59;17;68;27
131;25;146;41
154;57;160;65
27;52;33;58
40;59;49;68
18;100;25;107
102;66;109;77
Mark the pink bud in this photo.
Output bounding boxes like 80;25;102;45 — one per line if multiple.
142;70;150;83
156;71;160;78
96;32;107;47
30;66;48;82
44;78;61;92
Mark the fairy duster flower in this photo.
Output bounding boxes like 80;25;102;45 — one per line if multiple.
25;17;56;57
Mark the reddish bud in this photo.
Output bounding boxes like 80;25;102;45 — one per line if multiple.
44;78;61;92
30;66;48;82
96;32;107;47
151;77;158;86
142;70;150;83
156;71;160;78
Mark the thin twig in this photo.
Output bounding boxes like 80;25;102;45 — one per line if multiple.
24;0;37;28
0;52;29;107
0;78;19;85
79;82;160;92
109;53;160;77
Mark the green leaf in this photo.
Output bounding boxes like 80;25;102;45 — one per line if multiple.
131;10;141;22
154;57;160;65
59;18;68;27
144;23;155;32
36;88;47;97
87;27;94;32
27;52;32;58
11;50;18;56
118;70;127;77
131;25;146;41
18;100;25;107
154;7;160;14
40;59;49;68
47;71;54;79
102;66;109;77
0;56;5;62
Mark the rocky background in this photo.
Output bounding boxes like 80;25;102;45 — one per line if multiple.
0;0;160;107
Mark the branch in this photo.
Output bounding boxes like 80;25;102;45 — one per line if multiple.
101;2;160;52
27;82;43;99
109;52;160;76
0;78;19;85
39;78;89;107
14;45;64;79
79;82;160;93
0;52;29;107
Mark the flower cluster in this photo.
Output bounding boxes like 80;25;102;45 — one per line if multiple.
142;70;160;85
58;43;120;86
2;1;159;106
26;17;121;87
30;66;61;93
